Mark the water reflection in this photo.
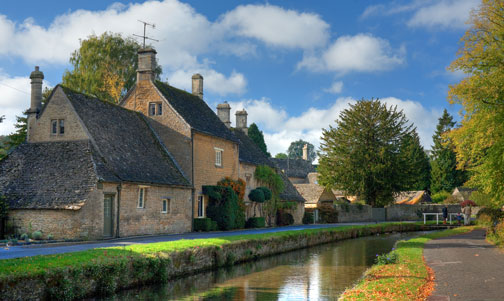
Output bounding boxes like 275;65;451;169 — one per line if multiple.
101;232;426;301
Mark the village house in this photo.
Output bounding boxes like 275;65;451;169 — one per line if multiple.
452;187;477;202
0;67;193;239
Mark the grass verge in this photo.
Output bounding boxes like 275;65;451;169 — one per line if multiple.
339;226;475;301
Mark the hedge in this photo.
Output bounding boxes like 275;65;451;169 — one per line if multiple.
193;218;217;232
246;217;265;228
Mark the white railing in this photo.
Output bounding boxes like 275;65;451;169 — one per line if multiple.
423;213;461;225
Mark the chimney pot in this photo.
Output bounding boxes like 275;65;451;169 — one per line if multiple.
302;144;309;161
217;102;231;128
192;73;203;99
235;109;248;134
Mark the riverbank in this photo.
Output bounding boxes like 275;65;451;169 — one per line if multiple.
0;222;443;300
339;226;475;300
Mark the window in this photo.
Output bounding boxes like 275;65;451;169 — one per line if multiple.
51;119;65;135
148;102;162;116
138;187;146;208
215;148;223;167
197;195;204;217
161;199;170;213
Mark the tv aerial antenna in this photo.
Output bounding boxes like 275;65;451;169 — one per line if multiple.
133;20;159;48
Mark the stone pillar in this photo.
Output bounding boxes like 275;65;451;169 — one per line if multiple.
302;144;308;161
137;48;157;82
235;109;248;134
192;73;203;99
217;102;231;128
27;66;44;142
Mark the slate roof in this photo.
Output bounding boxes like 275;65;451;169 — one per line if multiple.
232;129;275;167
271;158;316;179
154;81;238;143
293;184;329;205
0;86;190;209
278;170;306;203
453;187;477;201
394;191;432;205
0;141;98;209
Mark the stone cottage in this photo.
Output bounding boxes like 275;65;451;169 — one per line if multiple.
120;48;240;220
215;105;305;224
0;67;192;239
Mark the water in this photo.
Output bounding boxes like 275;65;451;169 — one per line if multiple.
101;231;428;300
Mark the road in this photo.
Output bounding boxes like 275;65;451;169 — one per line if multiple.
0;222;379;260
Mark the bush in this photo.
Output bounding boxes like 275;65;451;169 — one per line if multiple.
20;233;29;241
205;186;244;231
276;210;294;226
248;188;265;203
302;211;314;224
32;231;43;240
443;195;459;204
375;251;398;265
319;205;338;223
258;187;272;201
246;217;265;228
193;218;214;232
431;191;450;203
47;234;54;240
477;207;504;228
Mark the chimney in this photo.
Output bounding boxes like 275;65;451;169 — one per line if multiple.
27;66;44;142
217;102;231;128
235;109;248;134
302;144;308;161
137;48;157;82
192;73;203;99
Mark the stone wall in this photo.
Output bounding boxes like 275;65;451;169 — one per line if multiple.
335;204;373;223
29;87;89;143
385;204;464;221
284;201;304;225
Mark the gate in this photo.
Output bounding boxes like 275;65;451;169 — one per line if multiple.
371;208;386;222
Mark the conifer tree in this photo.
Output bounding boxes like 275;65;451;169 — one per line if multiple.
400;130;431;191
318;99;414;207
248;123;270;157
287;140;316;162
430;109;465;193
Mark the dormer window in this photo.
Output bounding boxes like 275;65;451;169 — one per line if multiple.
51;119;65;135
148;102;162;116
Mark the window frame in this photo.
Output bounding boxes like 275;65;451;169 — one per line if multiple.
148;102;163;116
161;198;170;214
51;119;58;135
51;119;65;135
148;103;156;116
197;195;204;217
214;147;223;167
137;187;146;209
59;119;65;134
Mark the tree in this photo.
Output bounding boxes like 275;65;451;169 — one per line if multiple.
62;32;161;104
248;123;270;157
287;140;316;162
430;110;465;193
400;131;431;191
318;99;414;207
447;0;504;206
274;153;288;159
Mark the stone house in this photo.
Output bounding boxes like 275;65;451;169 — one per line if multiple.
120;48;240;220
215;104;306;224
0;68;192;239
452;187;477;202
294;183;336;209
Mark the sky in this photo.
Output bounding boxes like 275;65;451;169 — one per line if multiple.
0;0;479;156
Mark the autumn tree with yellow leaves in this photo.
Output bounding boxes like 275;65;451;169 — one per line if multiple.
63;32;161;104
447;0;504;206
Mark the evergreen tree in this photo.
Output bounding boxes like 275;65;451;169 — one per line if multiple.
274;153;288;159
430;109;465;193
287;140;316;162
400;130;431;191
248;123;270;157
318;99;414;207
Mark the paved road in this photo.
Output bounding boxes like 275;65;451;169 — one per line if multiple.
425;229;504;301
0;222;379;260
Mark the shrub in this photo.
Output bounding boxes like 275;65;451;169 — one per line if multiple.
476;207;504;228
47;234;54;240
32;231;43;240
20;233;29;241
319;205;338;223
431;191;450;203
217;177;246;201
205;186;242;231
276;210;294;226
375;250;398;265
258;187;272;201
444;195;459;204
302;211;314;224
246;217;265;228
193;218;214;232
248;188;265;203
0;195;8;219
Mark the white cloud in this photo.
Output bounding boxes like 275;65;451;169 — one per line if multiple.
408;0;479;29
221;95;439;158
0;73;30;136
217;4;329;49
167;69;247;96
298;34;405;74
324;81;343;94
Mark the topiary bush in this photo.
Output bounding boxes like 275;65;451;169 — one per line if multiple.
276;210;294;226
258;187;272;201
248;188;265;203
32;231;43;240
194;218;214;231
302;211;314;224
47;234;54;240
20;233;29;241
205;186;243;231
246;217;265;228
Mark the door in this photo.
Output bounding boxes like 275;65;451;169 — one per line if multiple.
103;195;114;237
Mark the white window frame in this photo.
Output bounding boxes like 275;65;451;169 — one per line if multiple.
51;119;58;135
214;147;223;167
137;187;147;208
197;195;204;217
161;198;170;214
51;119;65;135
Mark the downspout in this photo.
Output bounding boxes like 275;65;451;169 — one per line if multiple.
116;183;122;238
191;130;195;232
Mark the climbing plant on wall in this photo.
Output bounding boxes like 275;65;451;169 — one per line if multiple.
254;165;284;225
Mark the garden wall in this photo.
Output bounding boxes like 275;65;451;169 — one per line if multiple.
385;204;467;221
335;204;373;222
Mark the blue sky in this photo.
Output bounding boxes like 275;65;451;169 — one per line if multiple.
0;0;478;155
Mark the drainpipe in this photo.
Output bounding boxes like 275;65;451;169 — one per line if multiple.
116;183;122;238
191;131;195;232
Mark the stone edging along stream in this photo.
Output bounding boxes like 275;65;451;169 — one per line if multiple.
0;223;438;300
